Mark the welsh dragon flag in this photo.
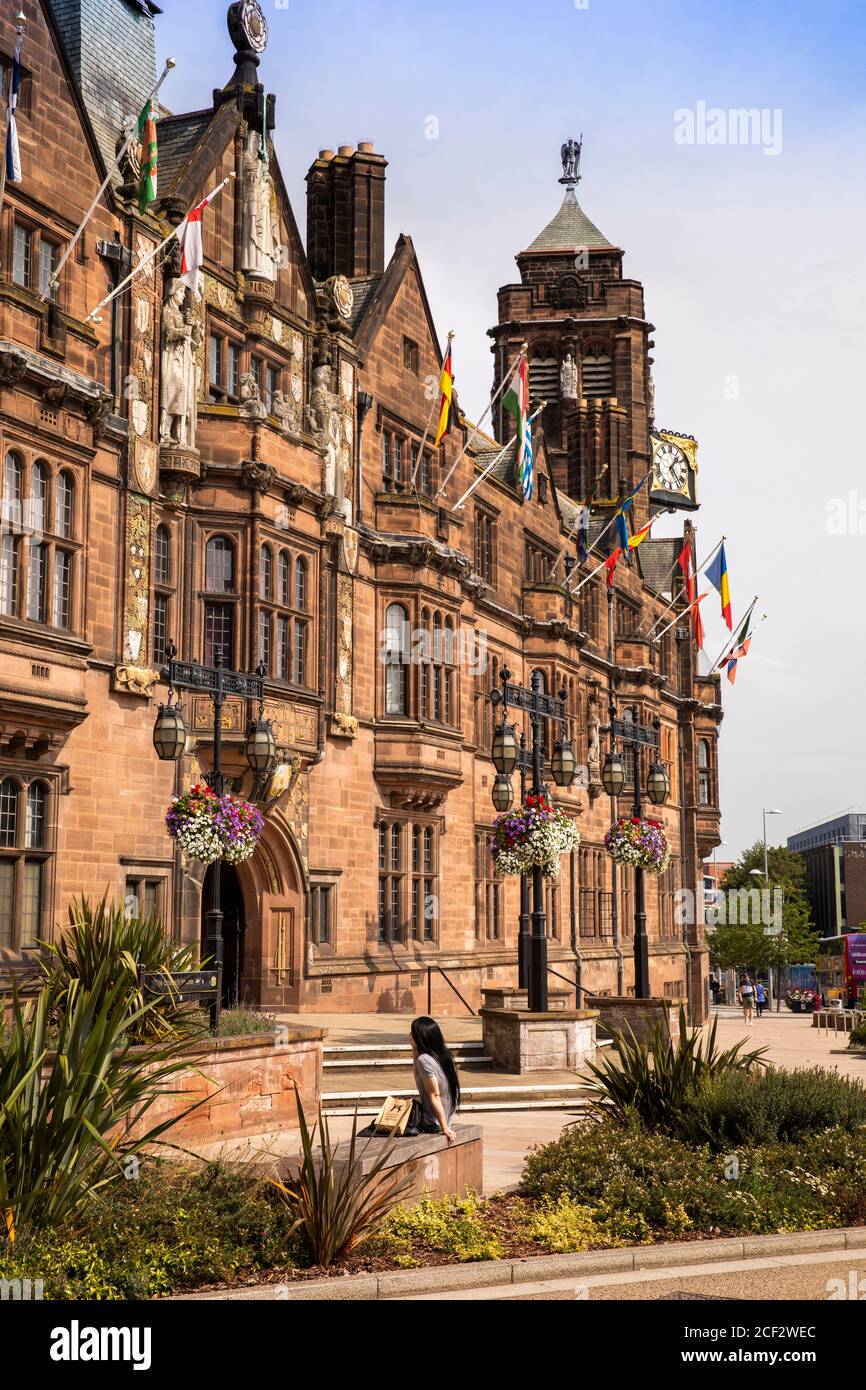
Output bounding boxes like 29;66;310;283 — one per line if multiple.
137;99;158;214
502;357;533;500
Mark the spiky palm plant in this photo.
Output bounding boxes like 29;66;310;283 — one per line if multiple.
584;1006;768;1133
38;893;203;1044
272;1088;415;1266
0;965;203;1241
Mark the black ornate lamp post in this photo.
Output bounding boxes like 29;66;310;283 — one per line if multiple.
153;640;275;1026
601;703;669;999
490;668;575;1011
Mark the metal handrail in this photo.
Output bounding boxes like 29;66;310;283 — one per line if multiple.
427;965;477;1017
547;964;581;1008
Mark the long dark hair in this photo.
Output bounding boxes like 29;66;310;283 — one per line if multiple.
411;1016;460;1112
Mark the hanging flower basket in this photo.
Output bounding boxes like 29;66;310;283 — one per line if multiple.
604;816;671;875
490;793;580;880
166;784;265;866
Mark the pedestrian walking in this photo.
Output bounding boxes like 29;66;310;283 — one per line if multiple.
739;974;755;1026
755;980;766;1018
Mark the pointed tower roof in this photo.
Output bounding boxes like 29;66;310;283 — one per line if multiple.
524;185;612;253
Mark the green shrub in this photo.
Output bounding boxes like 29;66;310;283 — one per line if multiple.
216;1008;278;1038
584;1006;767;1132
680;1067;866;1149
520;1117;861;1238
381;1194;504;1262
0;1160;295;1299
524;1194;607;1254
849;1022;866;1047
39;894;201;1044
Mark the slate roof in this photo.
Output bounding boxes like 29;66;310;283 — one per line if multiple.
157;110;217;191
636;537;683;597
524;187;612;253
346;274;382;333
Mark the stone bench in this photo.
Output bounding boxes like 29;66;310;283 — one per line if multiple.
279;1123;483;1206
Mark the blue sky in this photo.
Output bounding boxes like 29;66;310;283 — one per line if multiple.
155;0;866;860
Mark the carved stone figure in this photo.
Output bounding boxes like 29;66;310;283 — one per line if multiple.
241;131;279;282
114;664;161;697
271;387;298;435
560;137;582;182
307;363;352;521
560;351;578;400
239;371;268;420
159;279;201;449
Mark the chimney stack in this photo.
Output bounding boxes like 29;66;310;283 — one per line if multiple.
306;142;388;282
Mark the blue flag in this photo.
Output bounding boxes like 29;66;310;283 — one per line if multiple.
6;28;22;184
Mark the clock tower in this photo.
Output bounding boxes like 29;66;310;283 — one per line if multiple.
489;140;696;518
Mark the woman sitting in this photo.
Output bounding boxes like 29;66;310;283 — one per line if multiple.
410;1016;460;1143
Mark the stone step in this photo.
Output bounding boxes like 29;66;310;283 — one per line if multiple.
324;1098;591;1116
325;1053;494;1072
321;1080;592;1115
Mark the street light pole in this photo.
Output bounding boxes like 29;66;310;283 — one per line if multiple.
203;652;227;1006
517;731;530;989
762;807;782;1010
528;670;548;1013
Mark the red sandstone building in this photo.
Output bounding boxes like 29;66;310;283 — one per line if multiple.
0;0;722;1018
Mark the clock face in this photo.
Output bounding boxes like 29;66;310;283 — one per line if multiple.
654;441;688;492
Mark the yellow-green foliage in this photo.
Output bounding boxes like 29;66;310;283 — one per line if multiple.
379;1193;504;1263
524;1195;599;1253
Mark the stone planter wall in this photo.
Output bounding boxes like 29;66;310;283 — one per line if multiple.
121;1026;324;1147
299;1124;484;1207
584;995;674;1043
481;1007;598;1073
480;986;573;1013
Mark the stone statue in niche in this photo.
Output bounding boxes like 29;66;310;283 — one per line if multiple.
241;130;279;282
239;371;268;420
587;691;603;795
560;351;578;401
271;388;298;435
159;279;201;449
306;363;352;522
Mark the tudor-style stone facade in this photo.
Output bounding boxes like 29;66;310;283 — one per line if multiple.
0;0;721;1019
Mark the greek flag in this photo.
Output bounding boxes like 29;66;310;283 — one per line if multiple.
6;29;22;184
521;414;534;500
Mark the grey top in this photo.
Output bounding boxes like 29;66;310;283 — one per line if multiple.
415;1053;455;1128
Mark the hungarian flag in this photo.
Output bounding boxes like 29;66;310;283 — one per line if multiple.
137;98;158;214
677;536;704;650
604;547;622;587
5;26;22;184
502;357;533;500
175;186;223;296
705;542;732;630
433;341;453;446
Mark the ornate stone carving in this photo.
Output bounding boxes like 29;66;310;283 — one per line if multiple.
560;351;578;401
307;362;351;520
42;380;69;408
239;370;268;420
0;350;28;387
114;664;161;697
587;690;602;798
271;387;299;435
241;129;279;283
334;571;354;733
85;394;112;438
159;278;201;449
122;495;151;664
240;459;275;494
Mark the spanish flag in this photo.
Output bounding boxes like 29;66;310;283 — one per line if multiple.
705;543;732;630
433;339;454;447
627;521;652;549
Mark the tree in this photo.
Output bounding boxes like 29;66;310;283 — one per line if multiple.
707;842;821;1007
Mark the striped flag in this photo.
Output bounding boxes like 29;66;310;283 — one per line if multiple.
137;99;158;214
5;26;23;184
705;542;732;630
677;536;704;651
433;340;453;446
175;185;223;296
604;547;623;587
502;357;533;500
720;610;752;684
627;521;652;549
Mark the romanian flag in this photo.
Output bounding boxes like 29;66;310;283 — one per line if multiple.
433;340;453;446
677;537;704;650
628;521;652;550
137;98;158;214
604;547;623;587
705;543;732;630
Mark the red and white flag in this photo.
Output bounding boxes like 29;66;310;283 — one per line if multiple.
176;184;224;296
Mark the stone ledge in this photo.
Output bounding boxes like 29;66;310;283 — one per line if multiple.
171;1226;866;1301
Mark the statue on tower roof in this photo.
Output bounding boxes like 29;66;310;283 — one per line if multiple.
560;136;582;185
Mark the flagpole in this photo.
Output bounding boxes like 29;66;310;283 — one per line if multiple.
642;535;725;637
653;591;709;643
570;550;611;596
0;12;26;220
711;594;759;673
83;175;233;324
564;467;653;595
410;330;453;490
546;463;610;581
40;57;177;303
452;403;546;511
433;344;527;503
